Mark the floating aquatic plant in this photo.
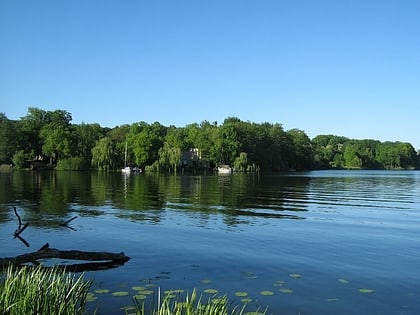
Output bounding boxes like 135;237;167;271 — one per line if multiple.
132;286;146;291
279;288;293;294
260;290;274;296
200;279;212;284
274;280;285;286
289;273;301;279
112;291;130;297
138;289;154;295
241;297;253;303
359;288;375;294
235;291;248;297
133;294;147;300
86;292;98;302
203;288;218;294
338;279;349;284
94;289;108;294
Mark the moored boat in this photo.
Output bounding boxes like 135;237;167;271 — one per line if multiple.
217;165;232;174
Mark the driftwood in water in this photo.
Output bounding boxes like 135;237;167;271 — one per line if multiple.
13;206;29;238
1;243;130;272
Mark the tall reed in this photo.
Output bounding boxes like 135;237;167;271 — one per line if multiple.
0;265;92;315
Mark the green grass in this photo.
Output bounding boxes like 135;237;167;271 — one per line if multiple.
0;265;92;315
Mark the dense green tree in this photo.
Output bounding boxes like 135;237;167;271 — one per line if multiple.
266;123;289;170
217;118;241;165
3;106;419;171
0;113;18;164
286;129;313;170
72;123;104;163
19;107;50;159
343;144;362;169
194;121;219;168
312;135;349;169
128;122;166;167
40;110;73;165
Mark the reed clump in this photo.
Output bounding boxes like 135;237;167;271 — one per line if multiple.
0;265;92;315
132;288;266;315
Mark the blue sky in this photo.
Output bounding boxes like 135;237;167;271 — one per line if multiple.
1;0;419;149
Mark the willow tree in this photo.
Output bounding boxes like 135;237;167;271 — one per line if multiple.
91;137;116;171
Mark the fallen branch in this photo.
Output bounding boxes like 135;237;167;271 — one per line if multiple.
14;222;29;238
13;206;29;238
1;243;130;271
15;235;30;248
59;215;78;227
13;206;22;227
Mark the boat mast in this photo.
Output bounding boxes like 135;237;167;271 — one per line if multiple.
124;142;128;167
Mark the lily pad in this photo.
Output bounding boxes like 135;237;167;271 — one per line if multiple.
200;279;212;284
235;291;248;297
338;279;349;284
112;291;130;297
260;290;274;296
94;289;110;294
86;292;97;302
359;288;375;294
131;286;146;291
279;288;294;294
138;289;154;295
134;294;147;300
203;288;218;294
274;280;285;286
289;273;301;278
241;298;253;303
244;312;265;315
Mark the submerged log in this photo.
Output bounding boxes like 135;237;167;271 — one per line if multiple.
0;243;130;271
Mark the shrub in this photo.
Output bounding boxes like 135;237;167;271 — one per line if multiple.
56;157;89;170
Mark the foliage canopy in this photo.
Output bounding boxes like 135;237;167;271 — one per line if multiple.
0;108;418;171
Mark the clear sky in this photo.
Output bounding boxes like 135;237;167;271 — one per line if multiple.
1;0;419;149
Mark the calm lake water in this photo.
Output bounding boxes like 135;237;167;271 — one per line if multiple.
1;170;419;314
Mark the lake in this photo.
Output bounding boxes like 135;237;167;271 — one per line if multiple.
1;170;419;314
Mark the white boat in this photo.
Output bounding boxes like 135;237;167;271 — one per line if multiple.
121;166;131;173
121;142;131;173
217;165;232;174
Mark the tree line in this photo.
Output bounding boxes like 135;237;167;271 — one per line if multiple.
0;107;419;171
